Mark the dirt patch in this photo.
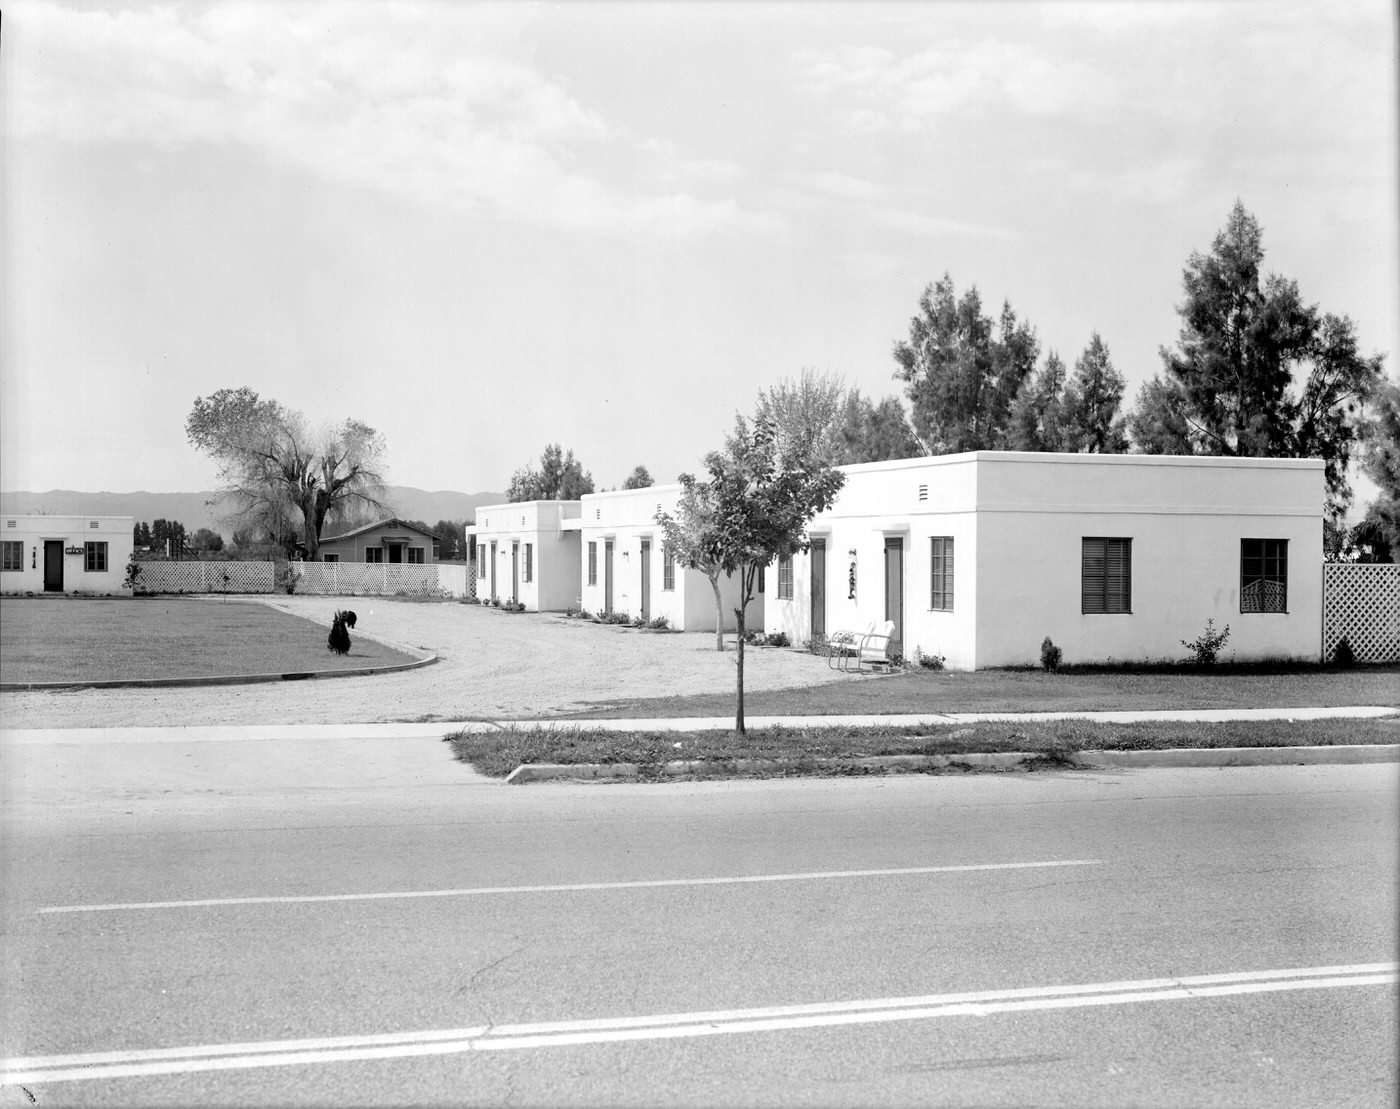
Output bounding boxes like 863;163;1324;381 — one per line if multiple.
0;596;854;729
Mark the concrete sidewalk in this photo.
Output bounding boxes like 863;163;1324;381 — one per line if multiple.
3;704;1395;745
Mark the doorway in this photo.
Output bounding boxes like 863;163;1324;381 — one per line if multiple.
810;540;826;639
639;541;651;622
884;538;904;657
511;542;519;603
604;541;614;613
44;541;64;592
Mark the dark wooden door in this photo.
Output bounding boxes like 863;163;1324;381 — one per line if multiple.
884;538;904;656
604;541;614;613
639;541;651;621
810;540;826;638
44;541;64;591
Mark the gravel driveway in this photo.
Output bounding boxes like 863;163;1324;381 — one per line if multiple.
0;596;852;729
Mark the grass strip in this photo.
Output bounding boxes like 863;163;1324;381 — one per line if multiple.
444;716;1400;779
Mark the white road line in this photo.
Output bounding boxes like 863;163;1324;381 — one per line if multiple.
37;858;1101;914
4;964;1394;1085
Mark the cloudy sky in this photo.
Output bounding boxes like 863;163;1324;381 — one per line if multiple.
2;0;1396;499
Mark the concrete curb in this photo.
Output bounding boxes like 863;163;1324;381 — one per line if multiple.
503;743;1400;783
0;652;439;693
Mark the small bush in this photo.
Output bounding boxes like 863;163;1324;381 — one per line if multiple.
913;647;945;671
1333;637;1356;668
596;610;631;625
766;631;791;648
644;615;671;630
1040;637;1062;673
631;614;646;628
122;561;143;592
500;599;526;613
1181;619;1230;665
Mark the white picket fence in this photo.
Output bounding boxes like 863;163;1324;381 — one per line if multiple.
132;560;474;599
134;561;275;594
1323;562;1400;663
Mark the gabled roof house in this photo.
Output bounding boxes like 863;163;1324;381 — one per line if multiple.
317;518;442;564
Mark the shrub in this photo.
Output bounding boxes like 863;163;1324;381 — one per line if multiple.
913;647;945;671
275;562;302;595
766;631;790;648
500;599;526;613
1181;619;1230;665
596;610;631;625
631;614;646;628
1040;637;1062;673
1333;637;1356;668
644;615;671;630
122;561;144;592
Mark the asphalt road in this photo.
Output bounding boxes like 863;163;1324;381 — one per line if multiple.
2;745;1396;1108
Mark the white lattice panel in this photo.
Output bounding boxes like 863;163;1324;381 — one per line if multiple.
1323;563;1400;663
293;562;469;598
135;561;275;594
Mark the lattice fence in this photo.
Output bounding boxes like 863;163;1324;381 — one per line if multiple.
291;562;471;598
1323;563;1400;663
134;561;275;595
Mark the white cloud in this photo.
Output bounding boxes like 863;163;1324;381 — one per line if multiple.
792;38;1117;130
7;0;759;237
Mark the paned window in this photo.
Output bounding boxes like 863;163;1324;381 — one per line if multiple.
524;544;534;583
1241;539;1287;613
365;547;384;564
757;565;765;594
478;553;486;579
1;540;22;571
1082;537;1131;614
407;547;425;564
662;545;675;591
777;554;793;600
85;542;108;572
588;542;598;586
930;537;954;611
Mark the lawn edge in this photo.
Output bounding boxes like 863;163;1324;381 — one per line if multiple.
0;653;439;692
503;743;1400;783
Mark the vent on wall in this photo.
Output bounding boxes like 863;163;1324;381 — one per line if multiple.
596;509;601;520
6;520;15;528
90;520;100;528
918;485;928;502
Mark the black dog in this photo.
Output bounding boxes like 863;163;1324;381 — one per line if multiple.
328;610;352;655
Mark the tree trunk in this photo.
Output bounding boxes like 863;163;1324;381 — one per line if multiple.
734;599;746;735
710;573;725;651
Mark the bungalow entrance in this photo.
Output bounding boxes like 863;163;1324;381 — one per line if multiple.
44;541;63;591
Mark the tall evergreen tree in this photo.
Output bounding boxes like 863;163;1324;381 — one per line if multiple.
1008;351;1068;451
1061;332;1127;453
1129;202;1384;518
892;275;1039;453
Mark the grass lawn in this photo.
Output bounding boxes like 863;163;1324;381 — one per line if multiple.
446;716;1400;779
0;597;422;684
558;660;1400;718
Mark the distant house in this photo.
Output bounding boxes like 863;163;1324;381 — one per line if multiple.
1;515;134;595
764;451;1324;668
317;518;442;564
469;500;582;611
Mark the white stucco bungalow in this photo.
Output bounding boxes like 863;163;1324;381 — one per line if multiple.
578;484;764;631
765;452;1323;669
469;500;582;611
1;515;135;595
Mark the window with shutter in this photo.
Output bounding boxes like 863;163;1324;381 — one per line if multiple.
1082;537;1131;614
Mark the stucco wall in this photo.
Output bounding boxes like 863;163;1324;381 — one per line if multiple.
471;501;582;611
1;515;134;595
971;454;1323;667
765;452;1324;669
576;485;760;631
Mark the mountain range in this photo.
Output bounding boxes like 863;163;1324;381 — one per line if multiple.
0;487;506;539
